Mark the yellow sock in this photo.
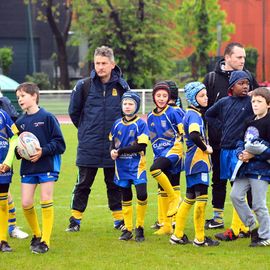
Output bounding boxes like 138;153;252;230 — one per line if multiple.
194;195;208;242
0;193;8;242
71;209;83;221
174;197;195;238
154;193;172;235
231;207;249;236
112;209;123;221
122;200;133;231
157;189;164;225
151;170;175;198
8;199;16;229
136;199;147;228
23;204;41;238
41;200;54;247
172;185;182;224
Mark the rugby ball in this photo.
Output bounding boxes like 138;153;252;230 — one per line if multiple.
17;132;40;160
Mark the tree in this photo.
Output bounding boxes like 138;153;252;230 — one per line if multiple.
71;0;182;88
178;0;235;78
0;47;13;75
24;0;72;89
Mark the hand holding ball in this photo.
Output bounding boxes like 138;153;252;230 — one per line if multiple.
17;132;40;160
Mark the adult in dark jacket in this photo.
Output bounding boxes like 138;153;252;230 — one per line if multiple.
203;42;259;230
66;46;129;232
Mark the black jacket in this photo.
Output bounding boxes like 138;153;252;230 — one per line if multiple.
69;66;129;167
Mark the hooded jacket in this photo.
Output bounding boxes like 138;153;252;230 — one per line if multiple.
203;58;259;148
69;66;129;167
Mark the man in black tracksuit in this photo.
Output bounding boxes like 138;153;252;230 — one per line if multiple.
67;46;129;232
203;42;259;230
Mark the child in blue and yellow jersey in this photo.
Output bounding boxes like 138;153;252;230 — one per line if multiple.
15;82;66;254
151;80;185;232
170;82;219;247
0;109;19;252
110;91;149;242
147;82;184;235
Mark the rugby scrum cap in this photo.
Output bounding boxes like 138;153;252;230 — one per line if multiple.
165;80;179;100
121;91;141;117
184;82;206;107
228;70;250;90
152;81;171;104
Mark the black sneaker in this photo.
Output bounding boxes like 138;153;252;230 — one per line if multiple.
119;229;133;241
238;230;250;238
205;219;224;229
135;226;145;242
250;228;259;243
114;220;125;230
0;241;12;252
215;228;238;241
170;234;190;245
32;241;49;254
30;236;41;251
249;238;270;247
65;216;80;232
150;221;163;230
193;236;220;247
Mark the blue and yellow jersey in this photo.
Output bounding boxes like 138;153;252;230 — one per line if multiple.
183;108;211;175
147;105;183;160
0;109;18;164
109;116;149;181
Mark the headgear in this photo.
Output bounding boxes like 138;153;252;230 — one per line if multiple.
228;70;250;91
152;81;170;108
121;91;141;117
184;82;206;107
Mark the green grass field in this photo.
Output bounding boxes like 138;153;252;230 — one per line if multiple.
1;124;270;270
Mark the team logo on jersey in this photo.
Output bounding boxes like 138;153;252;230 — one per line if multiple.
129;130;135;137
150;122;155;127
161;120;167;128
118;130;122;136
34;121;45;127
244;126;259;142
20;124;25;130
112;88;118;96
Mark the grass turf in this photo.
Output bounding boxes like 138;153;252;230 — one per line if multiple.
1;124;270;270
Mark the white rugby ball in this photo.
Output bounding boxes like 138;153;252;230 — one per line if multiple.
17;132;40;160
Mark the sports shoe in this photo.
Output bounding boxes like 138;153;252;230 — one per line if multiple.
205;219;224;229
249;238;270;247
0;241;12;252
65;216;80;232
114;219;125;230
30;236;41;251
250;228;259;243
193;236;220;247
215;228;238;241
170;234;190;245
167;197;180;217
32;241;49;254
135;226;145;242
9;226;29;239
150;221;163;230
238;230;250;238
119;229;133;241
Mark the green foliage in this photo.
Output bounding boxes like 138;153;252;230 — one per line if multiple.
72;0;181;88
179;0;235;78
25;72;51;90
0;47;13;75
245;46;259;78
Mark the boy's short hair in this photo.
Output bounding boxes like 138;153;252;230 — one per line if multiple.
94;46;115;62
251;87;270;104
224;42;244;56
16;82;40;104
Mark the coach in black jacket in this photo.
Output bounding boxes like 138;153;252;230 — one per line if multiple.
67;46;129;232
203;42;259;230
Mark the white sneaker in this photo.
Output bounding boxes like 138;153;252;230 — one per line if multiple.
9;227;29;239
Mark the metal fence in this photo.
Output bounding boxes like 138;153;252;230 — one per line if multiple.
38;89;186;115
